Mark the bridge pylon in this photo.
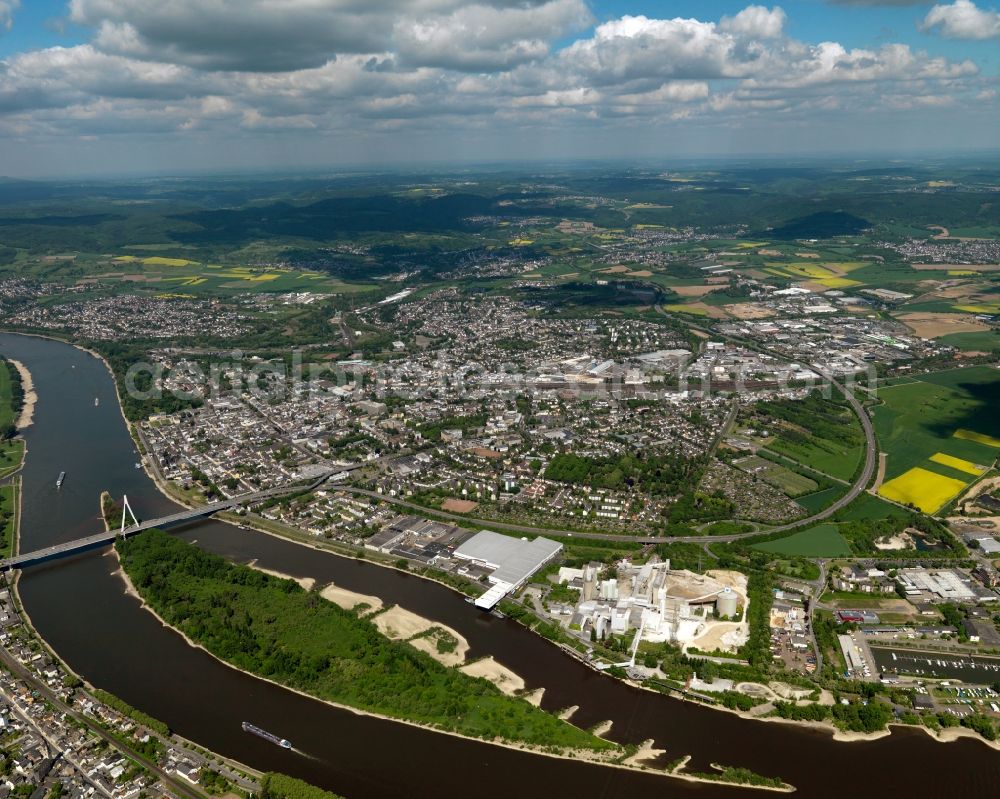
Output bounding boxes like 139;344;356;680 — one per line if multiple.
120;494;139;535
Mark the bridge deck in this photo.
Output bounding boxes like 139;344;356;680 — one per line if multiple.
0;474;332;572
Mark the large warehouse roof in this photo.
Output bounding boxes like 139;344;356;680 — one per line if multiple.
454;530;562;587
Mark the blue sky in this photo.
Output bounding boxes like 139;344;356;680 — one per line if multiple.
0;1;998;176
0;0;74;57
592;1;995;65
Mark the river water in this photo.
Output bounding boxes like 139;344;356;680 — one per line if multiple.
2;332;998;799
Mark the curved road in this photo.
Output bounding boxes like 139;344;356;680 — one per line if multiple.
338;384;874;548
331;314;879;546
652;303;879;535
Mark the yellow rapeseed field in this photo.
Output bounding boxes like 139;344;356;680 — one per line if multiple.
878;467;967;513
955;303;1000;314
660;303;709;316
814;277;862;289
929;452;986;476
954;429;1000;448
143;256;198;267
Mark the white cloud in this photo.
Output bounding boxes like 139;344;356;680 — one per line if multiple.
536;10;973;92
395;0;592;71
0;0;20;32
0;45;209;113
719;5;786;38
0;3;991;157
70;0;590;72
70;0;387;71
921;0;1000;39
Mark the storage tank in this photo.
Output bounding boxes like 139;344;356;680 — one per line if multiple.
716;588;738;618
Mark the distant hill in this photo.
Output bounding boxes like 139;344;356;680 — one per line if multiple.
172;192;518;243
765;211;871;240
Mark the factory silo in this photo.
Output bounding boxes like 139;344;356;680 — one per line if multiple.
716;587;738;618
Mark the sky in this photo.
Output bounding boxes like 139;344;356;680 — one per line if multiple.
0;1;998;178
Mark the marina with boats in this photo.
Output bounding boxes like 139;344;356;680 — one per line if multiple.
872;647;1000;682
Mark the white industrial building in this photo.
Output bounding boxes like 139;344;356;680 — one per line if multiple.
453;530;562;610
556;560;747;648
898;568;977;602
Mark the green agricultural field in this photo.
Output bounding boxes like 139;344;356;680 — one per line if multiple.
734;455;818;497
874;367;1000;479
794;485;845;514
937;331;1000;352
753;523;852;558
98;259;380;298
873;367;1000;512
945;227;1000;238
846;262;939;289
763;467;819;497
919;365;1000;395
835;493;907;524
761;424;863;482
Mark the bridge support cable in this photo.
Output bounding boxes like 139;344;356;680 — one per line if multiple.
119;495;139;535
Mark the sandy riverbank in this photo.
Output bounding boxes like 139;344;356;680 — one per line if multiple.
319;583;384;616
624;739;666;768
522;688;544;707
635;673;1000;752
110;550;691;775
245;560;315;591
247;567;474;669
8;359;36;430
460;656;526;694
371;605;471;668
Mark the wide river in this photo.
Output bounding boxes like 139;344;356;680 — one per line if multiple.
1;332;998;799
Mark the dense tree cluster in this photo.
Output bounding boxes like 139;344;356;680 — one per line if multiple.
418;413;488;441
90;689;171;737
773;698;893;733
89;342;203;422
117;531;607;751
261;773;345;799
740;571;775;671
1;358;24;439
834;512;964;558
754;392;862;451
544;450;700;496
